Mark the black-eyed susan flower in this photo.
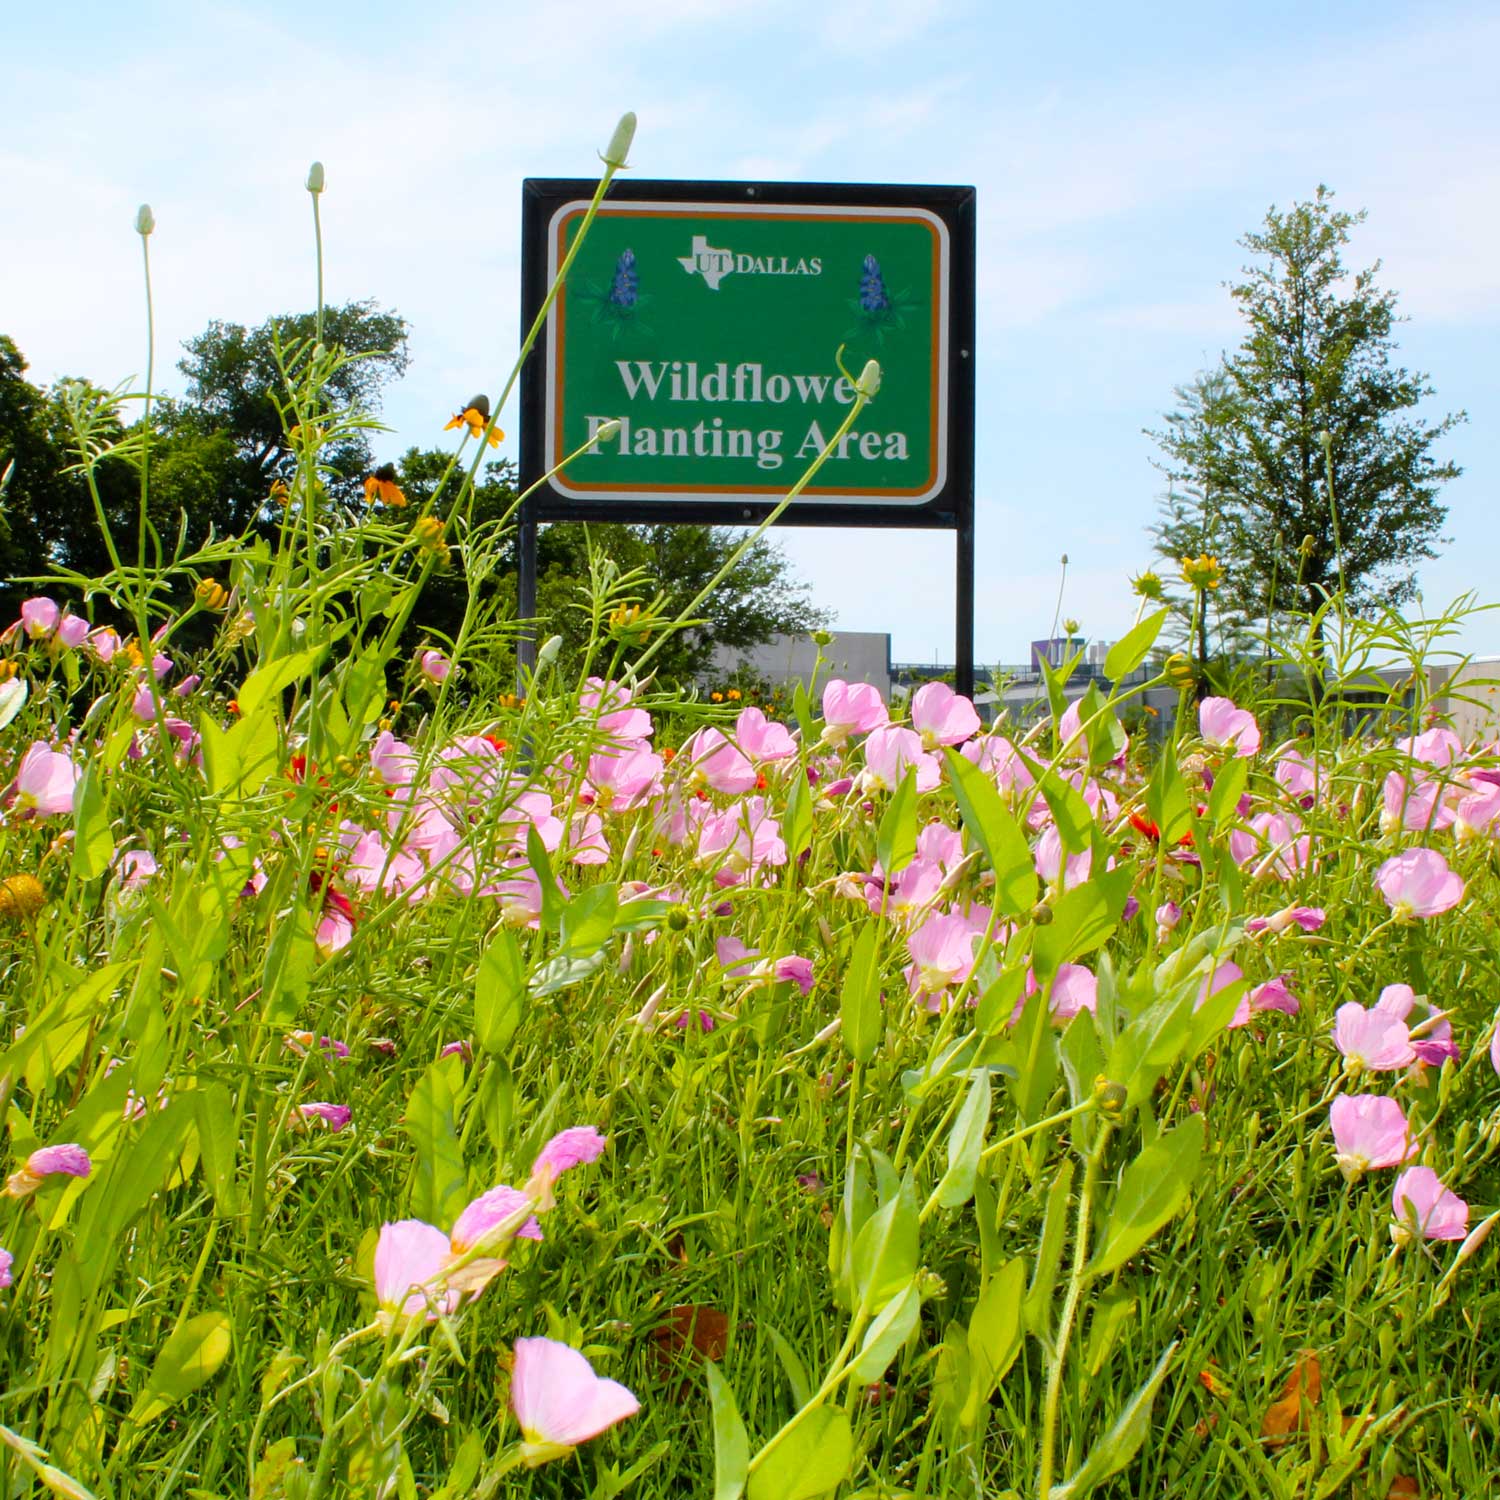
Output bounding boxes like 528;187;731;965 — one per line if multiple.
1179;554;1224;591
444;394;503;448
363;463;407;508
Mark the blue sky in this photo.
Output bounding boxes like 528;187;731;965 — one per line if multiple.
4;1;1496;666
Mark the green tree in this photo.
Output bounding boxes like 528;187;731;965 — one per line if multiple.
1149;186;1463;644
0;336;132;619
170;298;409;531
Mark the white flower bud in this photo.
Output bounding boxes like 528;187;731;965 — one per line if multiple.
602;112;637;170
306;161;325;194
135;204;155;237
856;359;881;399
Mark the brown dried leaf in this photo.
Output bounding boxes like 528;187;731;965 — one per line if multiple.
1386;1477;1420;1498
1261;1351;1321;1442
648;1303;730;1375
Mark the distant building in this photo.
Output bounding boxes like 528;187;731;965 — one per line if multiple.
710;631;891;700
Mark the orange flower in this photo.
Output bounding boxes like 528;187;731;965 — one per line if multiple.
444;393;503;448
363;463;407;508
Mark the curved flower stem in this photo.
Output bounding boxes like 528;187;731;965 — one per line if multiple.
1036;1120;1113;1500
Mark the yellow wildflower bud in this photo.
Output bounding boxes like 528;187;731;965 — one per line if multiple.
194;578;229;611
1178;554;1223;591
1092;1076;1128;1119
1131;569;1164;601
1163;652;1196;691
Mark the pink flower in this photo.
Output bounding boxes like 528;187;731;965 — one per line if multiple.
1332;1002;1416;1073
1228;812;1310;881
370;731;418;787
695;797;786;886
679;727;757;795
1491;1019;1500;1080
1227;974;1301;1029
528;1126;606;1210
734;705;795;762
1379;772;1453;835
117;849;158;891
860;725;940;794
373;1220;459;1330
298;1102;351;1132
586;747;663;813
1199;697;1261;757
820;679;888;746
1275;748;1318;803
1034;824;1092;889
5;1142;91;1198
905;910;980;1004
0;1247;10;1289
962;733;1034;794
86;627;121;663
1330;1094;1417;1176
865;856;944;924
314;907;354;957
1245;905;1325;936
1397;727;1463;770
56;614;89;649
1453;784;1500;841
1193;961;1243;1014
13;742;80;818
581;678;653;745
19;596;60;639
1391;1166;1469;1244
1374;984;1459;1067
1155;900;1182;938
511;1337;639;1467
1050;964;1097;1022
1374;848;1464;919
916;821;965;871
773;955;816;995
446;1184;543;1294
911;682;980;751
418;648;452;684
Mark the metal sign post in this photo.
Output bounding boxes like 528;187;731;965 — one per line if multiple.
518;178;976;697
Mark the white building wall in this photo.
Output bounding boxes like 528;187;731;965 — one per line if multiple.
710;632;891;700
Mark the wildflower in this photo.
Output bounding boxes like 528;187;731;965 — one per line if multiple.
859;725;940;795
363;462;407;507
1050;963;1098;1022
6;1143;91;1198
1227;975;1301;1029
1391;1167;1469;1244
1198;697;1262;758
298;1103;351;1132
858;254;890;314
511;1336;639;1468
1179;554;1224;591
820;678;889;747
910;682;980;751
580;679;653;744
679;727;757;795
1492;1020;1500;1080
1162;652;1196;691
446;1185;543;1294
734;705;795;763
417;648;452;685
1374;848;1464;920
194;578;229;611
905;910;981;1005
1155;900;1182;939
12;743;80;818
1332;1001;1416;1073
1131;569;1165;601
444;394;503;448
608;248;638;310
19;597;60;639
1374;983;1459;1067
373;1220;459;1331
528;1126;607;1211
1330;1094;1417;1176
1245;905;1325;936
1275;749;1318;804
0;1247;10;1288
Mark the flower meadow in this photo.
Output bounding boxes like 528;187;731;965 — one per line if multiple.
3;127;1500;1500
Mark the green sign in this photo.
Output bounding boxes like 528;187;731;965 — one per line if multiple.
540;197;953;509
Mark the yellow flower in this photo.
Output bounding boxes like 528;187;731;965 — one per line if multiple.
1163;652;1197;691
0;874;46;922
1131;569;1165;601
363;463;407;508
1179;554;1224;591
726;688;741;701
194;578;229;611
710;691;723;703
444;394;503;449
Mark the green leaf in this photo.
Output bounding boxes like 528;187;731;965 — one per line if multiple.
475;927;525;1054
975;964;1027;1037
236;648;322;719
529;950;607;997
943;748;1036;916
1104;608;1168;680
934;1070;991;1210
1077;683;1127;771
1031;765;1094;855
783;768;813;861
560;882;618;958
1207;755;1249;832
766;1326;812;1409
792;681;816;744
1005;986;1059;1126
1058;1010;1104;1150
964;1255;1026;1423
851;1280;919;1383
71;765;114;883
1090;1118;1205;1278
839;921;882;1063
1048;1340;1179;1499
525;824;565;934
129;1311;231;1425
403;1057;468;1228
260;904;315;1027
875;768;918;876
1145;748;1192;846
747;1407;853;1500
192;1084;240;1217
851;1173;919;1315
1033;866;1132;984
1106;985;1197;1107
706;1362;749;1500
